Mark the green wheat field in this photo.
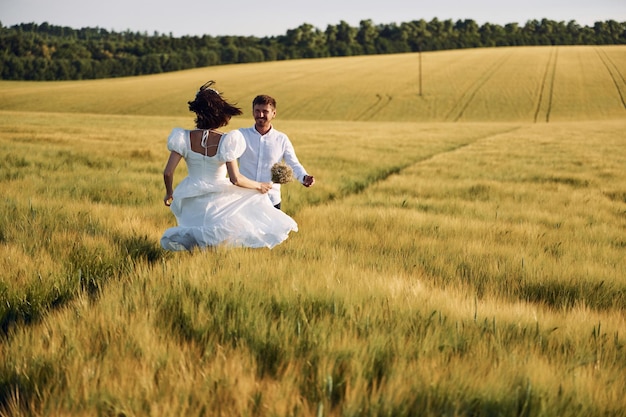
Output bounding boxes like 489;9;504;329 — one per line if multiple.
1;45;625;416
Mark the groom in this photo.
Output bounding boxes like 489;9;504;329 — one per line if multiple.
238;94;315;210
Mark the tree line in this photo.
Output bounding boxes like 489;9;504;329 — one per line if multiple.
1;18;624;81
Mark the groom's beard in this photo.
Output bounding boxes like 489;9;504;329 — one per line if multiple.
255;119;270;129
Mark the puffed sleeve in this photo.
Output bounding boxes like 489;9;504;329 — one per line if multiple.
166;128;187;157
216;129;246;162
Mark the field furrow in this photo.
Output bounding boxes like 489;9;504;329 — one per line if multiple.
444;51;514;122
595;47;626;109
534;46;558;123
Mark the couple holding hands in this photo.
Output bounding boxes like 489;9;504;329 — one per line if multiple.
160;81;314;251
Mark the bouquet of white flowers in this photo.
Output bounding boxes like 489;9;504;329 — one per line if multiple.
271;162;294;184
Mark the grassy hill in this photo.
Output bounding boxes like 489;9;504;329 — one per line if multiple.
1;45;625;122
1;46;625;417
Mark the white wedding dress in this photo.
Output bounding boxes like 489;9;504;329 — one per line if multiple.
160;128;298;251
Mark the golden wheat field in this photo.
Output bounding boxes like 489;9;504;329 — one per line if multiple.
1;45;625;416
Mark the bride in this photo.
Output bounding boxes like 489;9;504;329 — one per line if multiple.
160;81;298;251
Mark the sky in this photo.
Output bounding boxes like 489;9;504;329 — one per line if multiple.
2;0;625;38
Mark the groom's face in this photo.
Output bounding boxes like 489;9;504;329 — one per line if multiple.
253;104;276;129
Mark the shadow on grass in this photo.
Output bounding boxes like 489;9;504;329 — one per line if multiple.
0;235;168;338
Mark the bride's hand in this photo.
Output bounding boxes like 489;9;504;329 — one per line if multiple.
164;194;173;206
258;182;273;194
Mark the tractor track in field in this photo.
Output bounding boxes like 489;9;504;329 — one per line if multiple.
595;46;626;110
320;126;523;206
354;93;393;121
534;46;558;123
443;51;513;122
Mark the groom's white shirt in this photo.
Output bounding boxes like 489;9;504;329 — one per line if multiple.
238;125;308;206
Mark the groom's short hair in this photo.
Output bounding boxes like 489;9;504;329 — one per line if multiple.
252;95;276;109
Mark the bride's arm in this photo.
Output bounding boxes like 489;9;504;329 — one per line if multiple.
163;151;182;205
226;161;272;193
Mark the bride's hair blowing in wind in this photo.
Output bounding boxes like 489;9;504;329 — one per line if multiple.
187;80;243;129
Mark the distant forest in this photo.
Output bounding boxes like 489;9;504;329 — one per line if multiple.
1;18;625;81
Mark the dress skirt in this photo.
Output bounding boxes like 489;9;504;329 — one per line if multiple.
160;177;298;251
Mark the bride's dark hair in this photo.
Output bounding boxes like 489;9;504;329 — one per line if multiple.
188;81;243;129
